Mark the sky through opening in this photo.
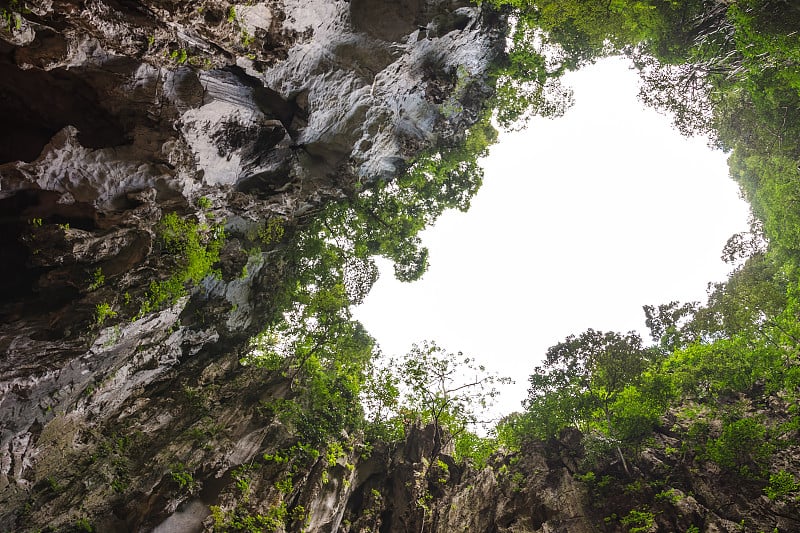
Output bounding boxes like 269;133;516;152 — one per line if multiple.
353;56;751;420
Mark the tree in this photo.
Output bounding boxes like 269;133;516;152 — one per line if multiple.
643;300;700;352
486;0;800;148
242;276;376;444
690;252;788;340
525;329;649;474
490;18;574;128
360;356;403;442
730;153;800;263
706;416;773;476
721;217;767;267
630;50;719;137
341;112;498;280
363;341;511;456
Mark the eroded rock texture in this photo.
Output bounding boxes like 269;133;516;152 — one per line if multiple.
0;1;504;530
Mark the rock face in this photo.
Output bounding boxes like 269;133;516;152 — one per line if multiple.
0;0;504;530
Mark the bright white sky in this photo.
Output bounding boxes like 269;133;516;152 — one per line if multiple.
353;56;750;420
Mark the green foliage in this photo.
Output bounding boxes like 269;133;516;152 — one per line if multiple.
1;1;21;32
492;411;529;452
239;121;510;455
46;475;62;493
361;361;404;442
610;378;671;443
623;479;647;495
433;6;800;508
575;470;616;503
452;430;495;469
725;3;800;94
73;517;93;532
197;196;212;209
665;339;767;400
764;470;800;501
485;0;701;128
643;300;699;352
214;444;328;531
243;292;374;445
705;417;772;476
211;502;288;533
361;341;511;455
731;154;800;261
274;476;292;494
401;342;506;431
620;507;655;533
240;28;254;47
88;432;138;493
654;261;800;404
289;505;309;529
139;212;225;316
258;218;285;245
141;277;185;315
441;65;472;117
262;450;289;464
330;111;496;282
231;464;257;500
489;18;574;128
170;463;196;493
523;329;653;442
89;268;105;290
484;0;800;160
449;3;800;525
654;488;682;504
230;112;503;462
94;302;117;325
162;5;800;512
694;253;788;338
170;48;189;64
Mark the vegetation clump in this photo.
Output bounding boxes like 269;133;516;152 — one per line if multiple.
138;212;225;316
94;302;117;325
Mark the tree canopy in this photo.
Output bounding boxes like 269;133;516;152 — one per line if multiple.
361;341;511;457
